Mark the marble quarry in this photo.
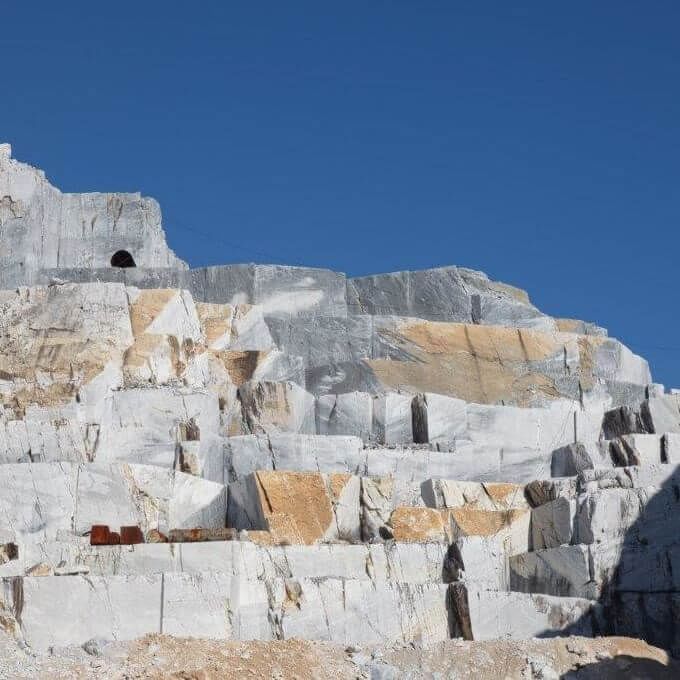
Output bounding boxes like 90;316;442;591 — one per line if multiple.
0;143;678;655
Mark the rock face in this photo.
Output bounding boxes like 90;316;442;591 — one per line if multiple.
0;147;676;659
0;144;186;285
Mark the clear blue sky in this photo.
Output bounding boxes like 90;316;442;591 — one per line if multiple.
2;2;679;386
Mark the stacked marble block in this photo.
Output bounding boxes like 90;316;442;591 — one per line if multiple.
0;472;600;649
0;390;606;650
0;291;661;651
505;395;680;655
6;387;680;651
0;146;676;652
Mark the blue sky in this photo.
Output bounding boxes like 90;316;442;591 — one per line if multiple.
2;2;679;385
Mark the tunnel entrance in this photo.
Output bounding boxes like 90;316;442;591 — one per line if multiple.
111;250;136;268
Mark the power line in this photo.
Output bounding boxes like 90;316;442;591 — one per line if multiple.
163;216;680;359
163;212;302;266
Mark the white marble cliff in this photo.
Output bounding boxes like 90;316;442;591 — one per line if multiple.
0;145;678;658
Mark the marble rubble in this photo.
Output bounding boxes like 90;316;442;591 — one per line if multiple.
0;144;678;655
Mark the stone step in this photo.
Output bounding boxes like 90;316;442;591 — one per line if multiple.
1;573;451;649
231;470;534;549
5;570;614;649
510;541;680;599
226;435;555;521
0;462;227;545
578;463;680;491
447;583;603;641
0;540;449;583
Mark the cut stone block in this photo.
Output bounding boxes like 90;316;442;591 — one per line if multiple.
161;571;234;638
575;488;649;544
0;463;136;545
225;434;366;528
238;381;315;435
0;418;88;464
445;535;510;589
641;395;680;434
257;544;369;581
363;446;503;488
608;591;680;657
388;507;450;543
1;575;162;649
509;540;680;601
663;433;680;464
225;434;365;483
449;507;530;556
422;479;528;511
123;464;228;534
375;542;449;583
360;476;394;542
609;434;663;467
509;545;595;599
593;541;680;594
411;393;467;450
94;388;223;482
531;497;576;549
578;463;680;491
372;393;414;446
0;462;227;553
448;583;602;641
524;477;578;507
244;471;360;543
316;392;373;442
551;443;596;476
602;405;647;439
277;578;450;644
